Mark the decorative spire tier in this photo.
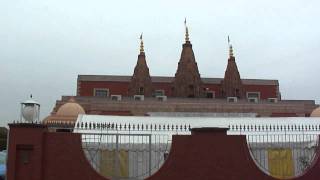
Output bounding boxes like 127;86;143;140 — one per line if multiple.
184;18;190;42
172;19;203;98
139;33;144;53
128;34;153;96
222;36;244;98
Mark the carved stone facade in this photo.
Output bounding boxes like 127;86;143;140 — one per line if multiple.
172;41;203;97
128;52;153;96
222;46;245;98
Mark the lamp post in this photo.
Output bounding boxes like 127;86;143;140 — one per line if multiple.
20;95;40;123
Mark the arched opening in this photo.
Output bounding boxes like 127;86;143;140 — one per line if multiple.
78;122;191;180
246;133;319;179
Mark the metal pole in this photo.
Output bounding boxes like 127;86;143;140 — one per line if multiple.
115;134;119;179
149;134;152;176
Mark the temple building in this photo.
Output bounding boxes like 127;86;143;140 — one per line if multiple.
5;18;320;180
47;22;318;120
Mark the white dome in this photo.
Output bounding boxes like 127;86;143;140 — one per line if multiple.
22;104;39;122
22;99;40;105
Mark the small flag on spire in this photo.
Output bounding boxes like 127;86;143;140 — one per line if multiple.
184;18;187;25
140;33;143;40
228;35;230;44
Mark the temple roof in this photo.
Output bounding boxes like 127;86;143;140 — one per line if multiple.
78;75;279;86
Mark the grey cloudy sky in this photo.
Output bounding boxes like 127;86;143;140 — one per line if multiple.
0;0;319;126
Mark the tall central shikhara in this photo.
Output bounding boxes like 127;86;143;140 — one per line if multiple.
172;19;203;97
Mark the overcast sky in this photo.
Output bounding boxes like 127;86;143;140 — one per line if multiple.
0;0;319;126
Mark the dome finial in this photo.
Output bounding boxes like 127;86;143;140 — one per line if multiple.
184;18;190;42
228;35;234;57
139;33;144;53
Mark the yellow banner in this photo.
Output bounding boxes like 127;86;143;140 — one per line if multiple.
268;148;294;179
100;149;129;178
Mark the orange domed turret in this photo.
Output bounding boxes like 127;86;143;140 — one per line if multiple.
56;98;85;116
43;97;85;124
311;107;320;117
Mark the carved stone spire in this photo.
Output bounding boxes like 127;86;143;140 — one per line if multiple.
128;34;153;96
222;37;244;98
172;20;203;98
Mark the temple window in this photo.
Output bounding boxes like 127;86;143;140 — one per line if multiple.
227;97;238;102
268;98;278;103
94;88;109;97
246;92;260;100
155;90;165;96
206;91;215;98
246;92;260;103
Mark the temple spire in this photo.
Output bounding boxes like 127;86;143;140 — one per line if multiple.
139;33;144;54
173;18;202;98
184;18;190;42
228;36;234;58
222;36;244;98
129;33;153;96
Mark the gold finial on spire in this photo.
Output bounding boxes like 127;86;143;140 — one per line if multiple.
229;45;234;57
184;18;189;42
139;33;144;53
228;36;234;57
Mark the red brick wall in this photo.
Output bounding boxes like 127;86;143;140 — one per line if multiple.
243;85;278;99
79;81;129;96
78;80;278;99
7;125;320;180
203;83;222;97
79;81;176;97
147;128;320;180
7;124;109;180
6;124;47;180
152;82;173;96
43;133;108;180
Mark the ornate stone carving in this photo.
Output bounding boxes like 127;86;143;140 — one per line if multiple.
128;52;153;96
222;45;244;98
172;41;203;97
